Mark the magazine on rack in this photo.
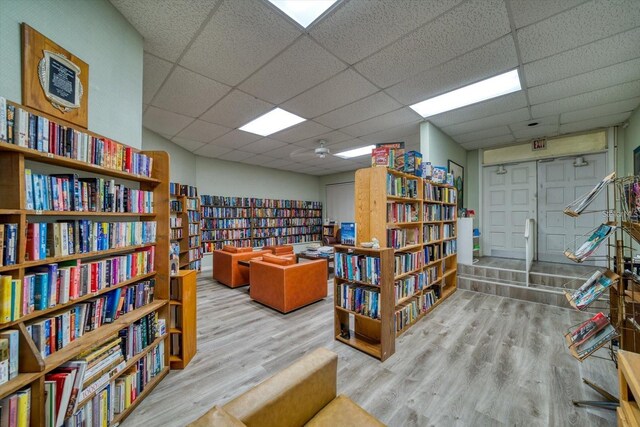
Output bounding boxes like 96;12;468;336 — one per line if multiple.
564;223;614;262
566;270;614;310
563;172;615;217
565;312;617;360
622;178;640;221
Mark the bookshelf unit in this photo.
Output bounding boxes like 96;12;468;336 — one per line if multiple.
337;167;457;360
0;99;170;425
322;223;338;241
169;270;196;369
200;196;322;252
170;184;202;271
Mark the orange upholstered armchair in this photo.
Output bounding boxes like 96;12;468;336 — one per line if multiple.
249;254;327;313
263;245;294;255
213;245;270;288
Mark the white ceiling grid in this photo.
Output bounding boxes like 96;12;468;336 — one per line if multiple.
108;0;640;176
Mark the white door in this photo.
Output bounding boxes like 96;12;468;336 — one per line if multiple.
537;153;607;265
482;162;537;259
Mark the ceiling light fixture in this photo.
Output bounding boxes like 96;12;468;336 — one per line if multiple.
267;0;339;28
409;69;522;118
335;145;376;159
239;108;306;136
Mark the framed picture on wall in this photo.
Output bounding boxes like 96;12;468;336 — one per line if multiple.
634;146;640;176
448;160;464;211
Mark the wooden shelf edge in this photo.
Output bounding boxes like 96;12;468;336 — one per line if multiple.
110;366;169;426
335;335;381;360
0;372;41;398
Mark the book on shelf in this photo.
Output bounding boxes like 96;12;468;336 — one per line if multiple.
0;97;153;177
1;224;18;267
340;222;356;246
335;252;380;285
395;289;438;333
336;282;380;319
0;386;31;427
0;330;18;383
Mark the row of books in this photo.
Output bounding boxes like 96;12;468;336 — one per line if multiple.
202;229;251;241
202;218;250;229
387;228;419;249
0;98;153;177
186;198;199;210
188;224;199;236
0;224;18;266
26;280;155;358
188;236;200;249
170;183;197;198
252;208;322;218
200;195;251;207
27;220;156;257
443;223;455;238
424;224;440;242
252;226;322;238
253;235;321;247
387;202;419;224
424;183;456;202
425;244;442;263
186;260;201;271
395;289;438;332
335;253;381;286
394;251;424;277
169;200;183;213
394;272;427;305
2;247;155;322
424;205;443;221
0;386;30;427
442;206;456;221
253;199;321;209
426;266;438;283
251;217;322;227
119;312;160;360
171;334;182;357
202;239;251;253
187;248;201;262
0;330;19;385
187;211;200;223
336;282;380;319
386;174;419;199
169;217;182;228
443;240;457;256
170;229;183;240
25;171;154;214
201;207;251;218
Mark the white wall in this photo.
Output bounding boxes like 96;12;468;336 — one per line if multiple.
142;128;197;186
0;0;144;147
420;121;467;173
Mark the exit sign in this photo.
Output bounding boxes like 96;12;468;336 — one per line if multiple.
532;138;546;151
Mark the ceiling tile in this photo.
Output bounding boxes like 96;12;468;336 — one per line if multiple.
360;123;421;144
199;90;273;129
461;134;515;150
293;131;353;149
240;138;288;154
517;0;640;63
441;108;530;135
281;69;379;118
386;35;518;105
239;36;347;104
170;137;206;152
354;0;510;87
217;150;256;163
528;57;640;105
512;124;559;140
174;120;230;143
143;106;193;137
260;144;301;160
143;53;172;104
263;157;299;169
315;92;401;129
237;154;277;167
428;92;529;129
179;0;301;86
524;27;640;87
151;66;231;117
508;0;585;28
341;108;421;137
210;130;261;149
560;97;640;124
508;115;559;132
454;126;512;144
310;0;463;64
269;121;333;143
531;80;640;118
109;0;215;61
559;112;632;134
327;139;375;153
192;143;233;159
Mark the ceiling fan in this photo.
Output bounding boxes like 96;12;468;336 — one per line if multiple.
290;139;339;160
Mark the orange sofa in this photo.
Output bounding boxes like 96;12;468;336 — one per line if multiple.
249;254;327;313
213;246;270;288
263;245;294;255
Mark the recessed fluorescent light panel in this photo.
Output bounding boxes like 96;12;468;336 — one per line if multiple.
268;0;338;28
336;145;376;159
239;108;306;136
410;69;522;118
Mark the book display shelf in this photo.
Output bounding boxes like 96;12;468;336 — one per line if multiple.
0;99;170;425
322;223;338;241
334;167;457;360
168;270;196;370
200;195;322;252
170;184;201;272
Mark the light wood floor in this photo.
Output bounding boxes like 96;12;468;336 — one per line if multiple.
123;275;618;426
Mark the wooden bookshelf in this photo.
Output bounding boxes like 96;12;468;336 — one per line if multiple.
335;167;457;360
169;270;197;369
618;350;640;426
0;99;170;425
170;184;202;271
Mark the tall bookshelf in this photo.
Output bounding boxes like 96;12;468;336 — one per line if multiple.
170;183;201;271
0;99;170;425
334;167;457;360
200;196;322;252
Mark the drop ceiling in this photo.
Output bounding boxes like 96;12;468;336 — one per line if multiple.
110;0;640;176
